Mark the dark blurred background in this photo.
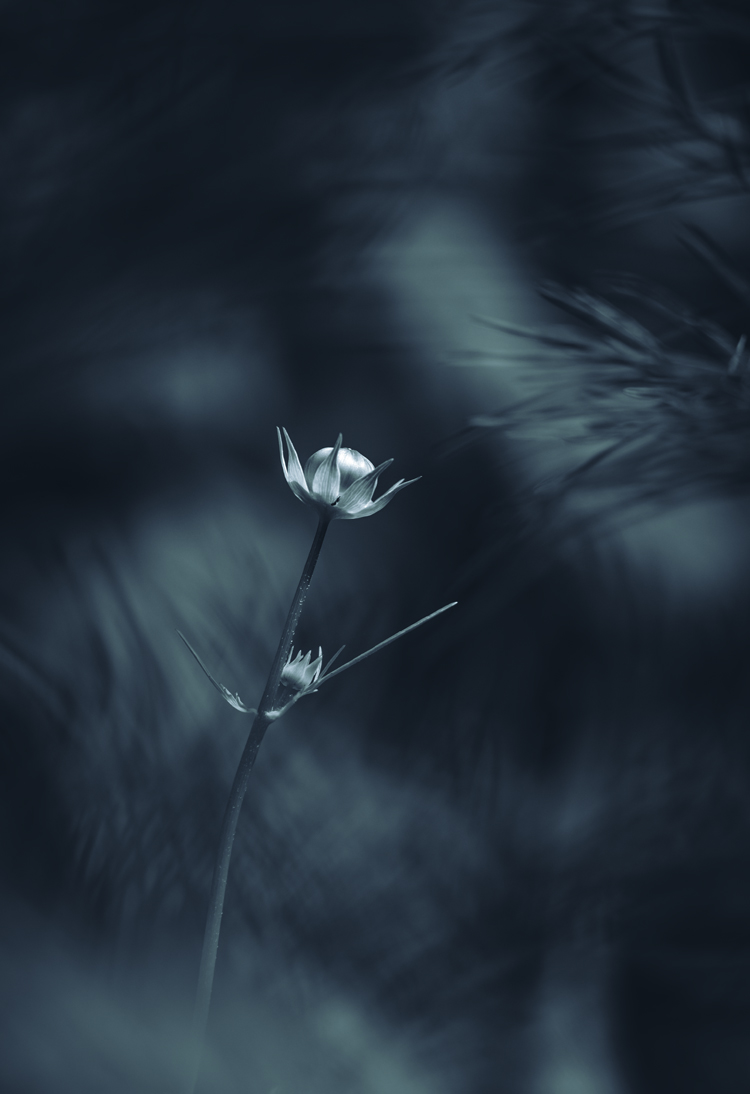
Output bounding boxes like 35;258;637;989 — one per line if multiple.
3;1;750;1091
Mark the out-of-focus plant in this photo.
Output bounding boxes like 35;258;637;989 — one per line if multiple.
179;429;455;1093
431;3;750;245
494;5;750;530
510;2;750;231
466;246;750;547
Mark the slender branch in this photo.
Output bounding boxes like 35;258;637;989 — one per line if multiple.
186;515;329;1093
316;602;457;687
268;602;458;721
256;516;329;712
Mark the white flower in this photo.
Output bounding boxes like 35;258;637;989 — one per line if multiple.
277;428;419;520
280;647;323;693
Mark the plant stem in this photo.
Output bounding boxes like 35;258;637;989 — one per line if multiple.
186;515;329;1092
316;602;458;687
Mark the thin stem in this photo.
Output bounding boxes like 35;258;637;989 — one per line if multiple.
268;602;458;721
186;516;329;1093
256;516;329;713
316;602;457;687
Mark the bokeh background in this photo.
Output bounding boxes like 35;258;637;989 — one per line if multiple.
3;1;750;1091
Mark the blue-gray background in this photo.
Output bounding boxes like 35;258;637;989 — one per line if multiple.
2;3;750;1092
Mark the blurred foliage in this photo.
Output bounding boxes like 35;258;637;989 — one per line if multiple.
460;1;750;539
474;256;750;510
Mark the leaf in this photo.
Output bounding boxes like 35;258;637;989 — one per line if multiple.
177;631;252;714
678;223;750;305
537;282;664;356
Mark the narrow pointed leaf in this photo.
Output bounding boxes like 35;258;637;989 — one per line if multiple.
321;644;346;677
316;602;457;686
178;631;252;714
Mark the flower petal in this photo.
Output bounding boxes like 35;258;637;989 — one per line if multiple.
278;427;307;491
337;459;393;514
340;476;421;519
303;449;329;487
288;480;311;505
335;448;375;491
309;646;324;684
310;434;343;503
282;645;326;691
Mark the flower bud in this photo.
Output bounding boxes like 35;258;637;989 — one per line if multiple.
280;647;323;693
277;428;419;520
